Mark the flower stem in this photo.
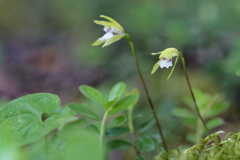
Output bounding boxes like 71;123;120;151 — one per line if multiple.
124;33;168;151
100;111;108;146
178;52;211;135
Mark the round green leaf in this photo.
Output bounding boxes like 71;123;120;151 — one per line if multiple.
0;93;69;146
86;124;100;137
108;82;126;101
107;140;132;150
79;85;107;105
68;103;100;121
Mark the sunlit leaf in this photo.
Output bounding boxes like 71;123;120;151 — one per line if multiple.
108;95;138;115
79;85;107;105
108;82;126;101
103;97;118;111
68;103;100;121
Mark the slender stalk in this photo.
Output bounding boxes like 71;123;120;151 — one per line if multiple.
124;34;168;151
179;52;211;135
128;108;141;157
100;111;108;146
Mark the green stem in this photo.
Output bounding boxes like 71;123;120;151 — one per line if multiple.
100;111;108;146
179;52;211;135
128;108;134;133
128;108;141;157
124;33;168;151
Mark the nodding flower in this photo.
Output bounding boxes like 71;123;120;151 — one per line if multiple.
92;15;125;48
151;48;179;80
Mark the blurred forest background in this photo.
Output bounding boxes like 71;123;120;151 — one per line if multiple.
0;0;240;152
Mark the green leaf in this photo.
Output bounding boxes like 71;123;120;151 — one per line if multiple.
236;68;240;76
108;82;126;101
68;103;100;121
182;118;197;128
86;124;100;137
49;128;102;160
186;133;196;143
209;101;229;117
105;127;129;137
136;136;155;152
136;117;155;134
105;116;126;130
206;118;224;130
107;140;132;150
103;97;118;111
108;95;138;115
40;114;77;137
79;85;107;105
171;107;195;119
0;93;72;146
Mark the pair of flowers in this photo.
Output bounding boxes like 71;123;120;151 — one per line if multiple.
93;15;179;80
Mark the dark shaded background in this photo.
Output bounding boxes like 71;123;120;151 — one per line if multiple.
0;0;240;152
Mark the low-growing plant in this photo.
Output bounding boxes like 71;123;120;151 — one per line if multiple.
0;14;239;160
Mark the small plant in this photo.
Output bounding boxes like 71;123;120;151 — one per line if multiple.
172;88;229;144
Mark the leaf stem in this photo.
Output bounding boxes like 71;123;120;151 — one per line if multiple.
128;108;141;157
178;52;211;135
100;111;108;146
124;33;168;151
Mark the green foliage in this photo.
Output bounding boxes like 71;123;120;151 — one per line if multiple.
136;136;156;152
79;85;107;105
0;93;77;146
105;115;127;130
107;140;132;150
105;127;129;137
237;68;240;76
68;103;100;121
172;89;229;143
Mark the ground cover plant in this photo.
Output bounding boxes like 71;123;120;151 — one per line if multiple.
0;14;240;160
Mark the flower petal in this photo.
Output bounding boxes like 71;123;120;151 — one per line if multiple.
92;39;106;46
158;58;172;69
151;52;161;55
102;35;124;47
103;26;111;32
99;32;114;40
159;48;178;59
100;15;124;32
151;60;162;74
167;56;178;81
94;20;122;32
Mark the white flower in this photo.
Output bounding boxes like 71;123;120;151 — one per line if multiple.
158;57;173;69
151;48;179;80
92;15;125;47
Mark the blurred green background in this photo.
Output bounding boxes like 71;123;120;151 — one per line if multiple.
0;0;240;158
